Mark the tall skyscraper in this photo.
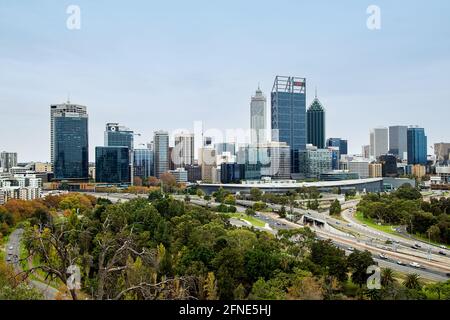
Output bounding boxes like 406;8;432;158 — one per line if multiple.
250;86;267;145
370;127;389;159
95;146;130;184
173;133;195;168
327;138;348;156
407;126;427;165
0;152;18;172
154;131;170;178
307;93;325;149
50;103;89;181
271;76;307;176
389;126;408;160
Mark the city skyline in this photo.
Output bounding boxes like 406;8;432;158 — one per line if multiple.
1;1;450;162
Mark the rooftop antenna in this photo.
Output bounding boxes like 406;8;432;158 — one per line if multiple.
67;92;71;104
315;86;318;99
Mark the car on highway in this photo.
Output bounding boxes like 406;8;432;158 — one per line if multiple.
440;245;447;250
6;256;11;262
409;262;421;268
396;260;405;266
347;247;355;252
335;221;340;225
438;250;447;256
8;246;13;250
414;243;422;248
347;223;352;227
378;253;388;260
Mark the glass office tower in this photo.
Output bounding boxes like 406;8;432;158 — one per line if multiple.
389;126;408;160
104;123;134;149
51;103;89;181
407;126;427;165
134;148;153;179
154;130;170;178
307;96;325;149
271;76;306;176
95;146;130;184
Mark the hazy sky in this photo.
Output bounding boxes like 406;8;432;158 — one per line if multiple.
1;0;449;162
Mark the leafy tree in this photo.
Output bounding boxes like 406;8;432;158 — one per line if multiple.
347;250;375;289
329;200;341;216
403;274;422;290
310;240;348;283
250;188;263;201
381;268;396;288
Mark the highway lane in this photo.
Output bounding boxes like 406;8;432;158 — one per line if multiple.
237;199;450;265
84;192;450;281
5;229;59;300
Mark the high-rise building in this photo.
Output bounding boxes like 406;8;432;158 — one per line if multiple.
199;147;216;183
133;148;153;179
154;131;170;178
342;158;370;179
327;147;340;170
173;133;195;168
185;165;202;183
307;94;325;149
95;146;130;184
299;145;332;179
369;163;382;178
236;145;262;180
434;143;450;162
0;152;18;172
389;126;408;160
168;168;188;183
104;123;134;184
50;103;89;181
104;123;134;150
407;126;427;165
220;163;245;183
271;76;307;176
259;142;291;180
370;127;389;159
250;86;267;145
379;154;398;177
327;138;348;156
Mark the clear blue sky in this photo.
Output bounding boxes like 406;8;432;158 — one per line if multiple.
1;0;449;162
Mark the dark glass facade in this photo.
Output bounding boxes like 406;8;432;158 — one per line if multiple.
379;154;398;177
220;163;245;183
407;127;427;165
95;147;130;184
307;99;325;149
271;76;306;176
54;116;89;180
134;148;153;179
105;124;134;149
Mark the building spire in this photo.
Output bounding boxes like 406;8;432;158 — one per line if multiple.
315;86;318;99
67;92;71;104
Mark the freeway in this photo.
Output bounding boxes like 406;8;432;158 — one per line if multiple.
84;192;450;281
237;199;450;266
5;229;59;300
